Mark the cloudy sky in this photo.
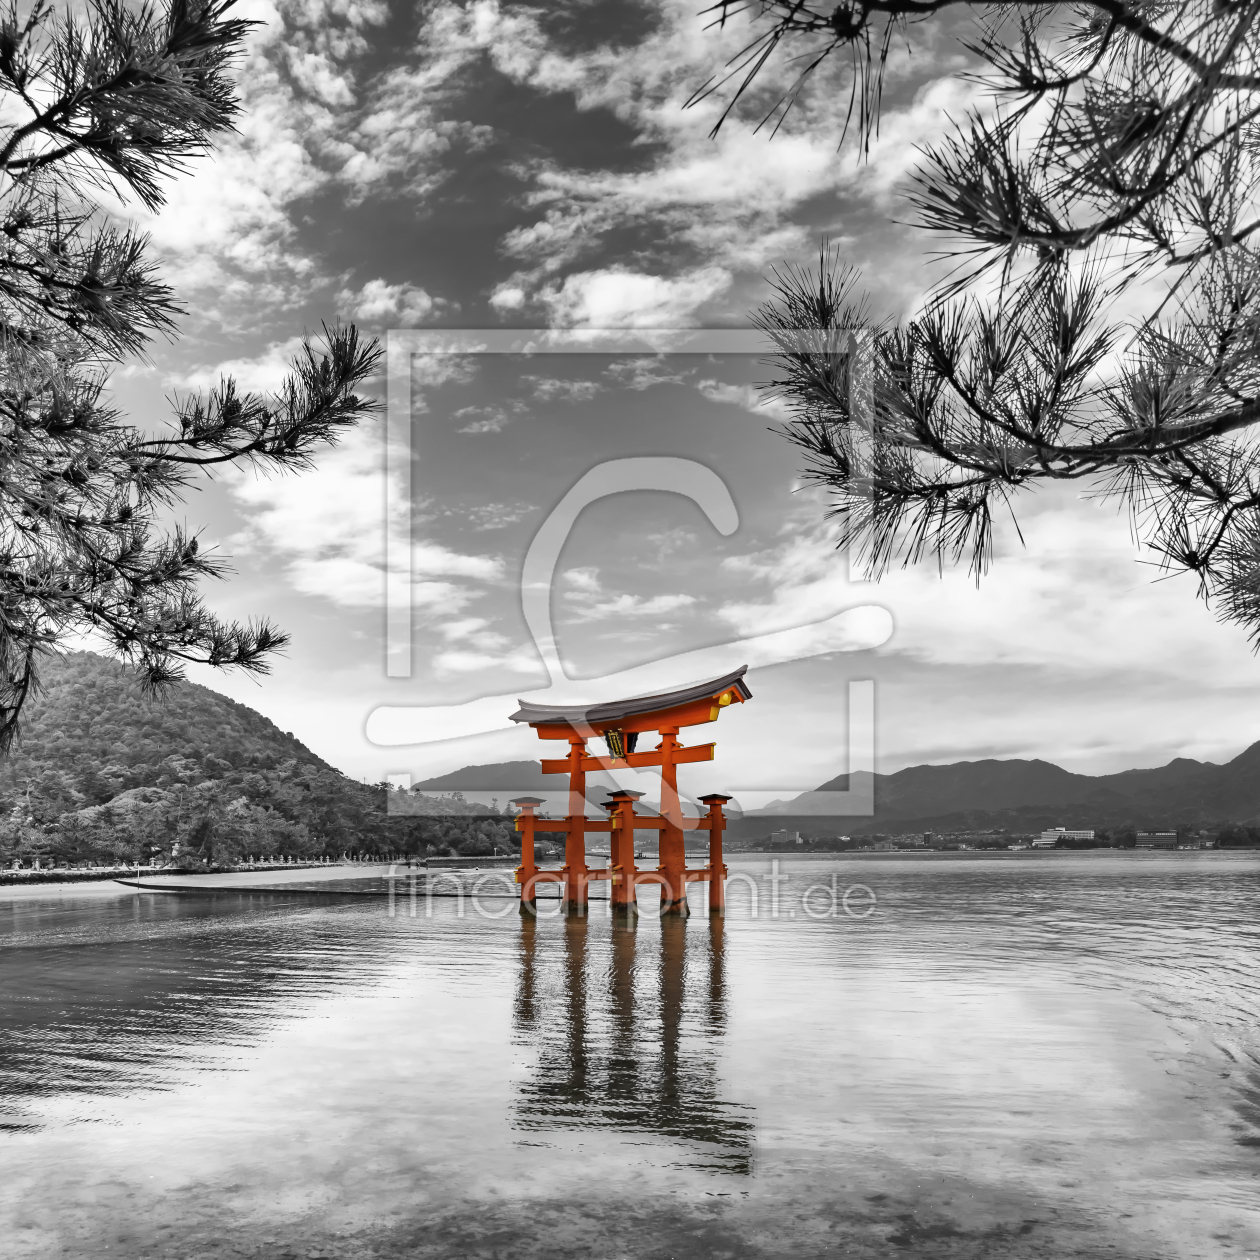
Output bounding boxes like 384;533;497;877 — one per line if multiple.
99;0;1260;795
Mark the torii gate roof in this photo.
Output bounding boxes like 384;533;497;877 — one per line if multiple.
509;665;751;731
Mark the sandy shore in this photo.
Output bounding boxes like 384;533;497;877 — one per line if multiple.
0;863;401;901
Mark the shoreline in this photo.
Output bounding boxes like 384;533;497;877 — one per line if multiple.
732;846;1234;856
0;860;341;887
0;862;400;900
1;848;1245;903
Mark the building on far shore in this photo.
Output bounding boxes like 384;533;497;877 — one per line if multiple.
770;830;802;845
1034;827;1096;848
912;831;1017;850
1136;832;1178;848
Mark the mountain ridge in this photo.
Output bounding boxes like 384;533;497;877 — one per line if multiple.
0;652;516;866
417;741;1260;834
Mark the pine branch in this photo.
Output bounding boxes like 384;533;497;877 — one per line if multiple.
0;3;381;746
127;324;383;468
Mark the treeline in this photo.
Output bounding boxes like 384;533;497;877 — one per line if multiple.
747;827;1250;851
0;760;522;870
0;653;521;870
1206;826;1260;848
748;837;868;853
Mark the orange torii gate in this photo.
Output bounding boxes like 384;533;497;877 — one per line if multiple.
508;666;751;916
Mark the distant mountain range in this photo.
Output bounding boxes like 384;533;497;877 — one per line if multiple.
417;743;1260;837
798;744;1260;833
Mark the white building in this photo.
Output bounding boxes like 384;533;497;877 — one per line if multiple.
1136;832;1178;848
770;830;802;845
1034;827;1095;848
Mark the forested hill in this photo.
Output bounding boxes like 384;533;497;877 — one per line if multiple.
1;652;334;788
0;652;515;869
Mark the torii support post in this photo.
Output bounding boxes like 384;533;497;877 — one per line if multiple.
607;789;643;915
512;796;546;913
657;727;688;916
700;794;731;916
564;736;589;916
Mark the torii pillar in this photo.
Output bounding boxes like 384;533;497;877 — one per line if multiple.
563;734;590;914
511;796;546;913
657;726;688;915
700;794;731;916
606;789;644;915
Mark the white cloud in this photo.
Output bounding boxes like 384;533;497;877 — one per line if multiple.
409;581;484;620
466;502;532;531
174;337;307;392
104;0;979;358
287;47;356;107
489;285;527;311
429;617;540;677
526;375;602;402
113;0;975;343
410;543;501;581
562;563;699;622
717;490;1260;691
561;567;710;624
454;405;511;434
719;523;873;639
124;2;331;302
645;528;696;559
848;76;986;200
603;356;692;391
582;592;697;619
223;417;504;611
411;353;481;394
337;278;435;325
438;0;973;325
536;265;733;329
431;647;540;676
875;508;1256;687
438;616;504;646
696;378;792;419
563;566;603;594
117;0;484;318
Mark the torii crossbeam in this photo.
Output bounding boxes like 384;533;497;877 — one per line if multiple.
508;666;751;916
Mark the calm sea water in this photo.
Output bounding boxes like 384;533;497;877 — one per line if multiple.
2;852;1260;1259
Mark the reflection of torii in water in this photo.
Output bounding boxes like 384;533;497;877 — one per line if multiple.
512;914;753;1176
